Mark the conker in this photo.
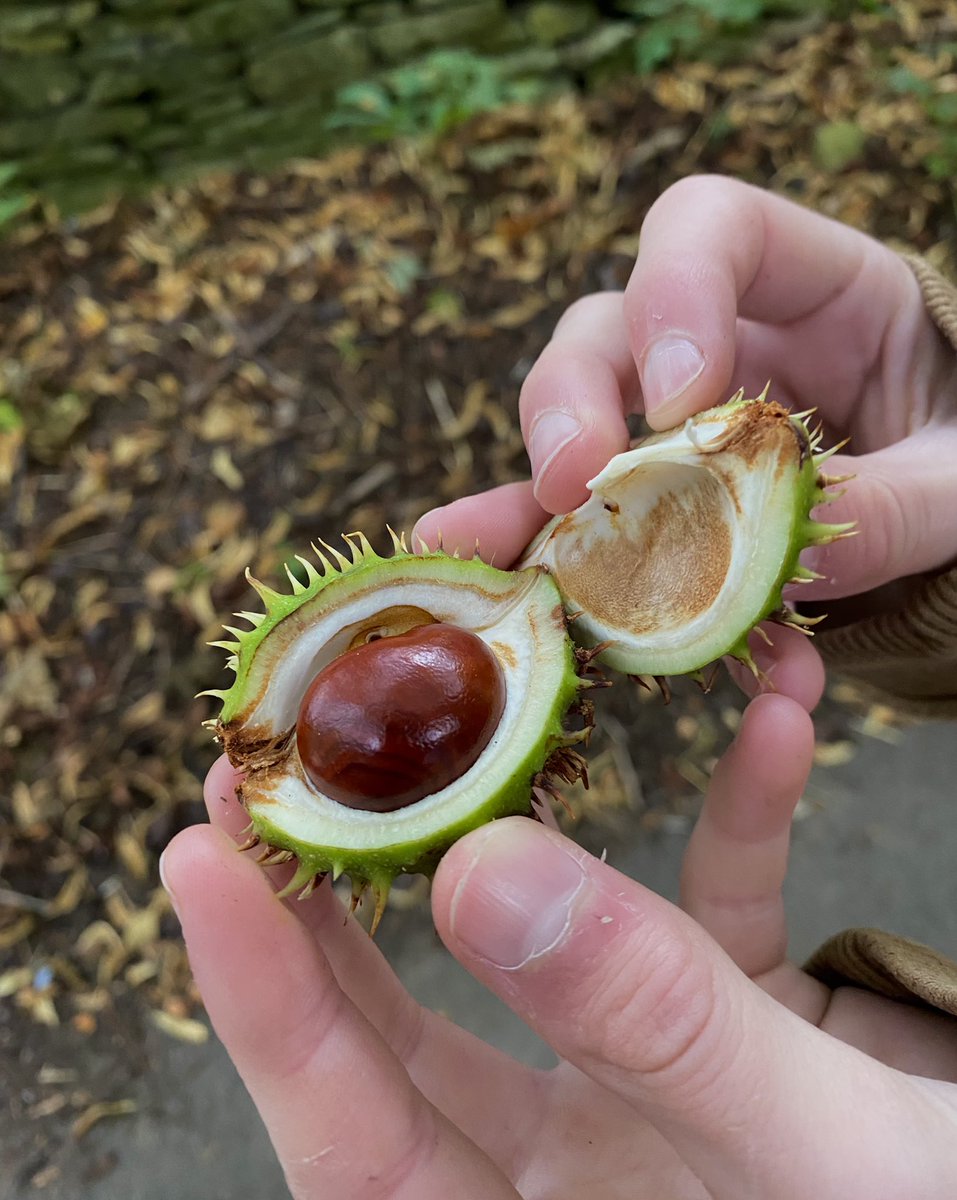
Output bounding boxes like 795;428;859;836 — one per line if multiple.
296;623;506;811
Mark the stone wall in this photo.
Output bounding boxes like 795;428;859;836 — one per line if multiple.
0;1;716;212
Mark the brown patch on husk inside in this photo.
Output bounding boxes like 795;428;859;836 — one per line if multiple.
552;470;733;634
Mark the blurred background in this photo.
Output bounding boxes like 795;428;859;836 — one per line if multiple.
2;1;956;1196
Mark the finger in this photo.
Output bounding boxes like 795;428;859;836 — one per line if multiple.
413;481;547;566
796;431;957;600
626;175;893;428
201;758;543;1159
433;819;955;1199
518;293;634;513
161;826;522;1200
723;622;825;712
679;695;819;984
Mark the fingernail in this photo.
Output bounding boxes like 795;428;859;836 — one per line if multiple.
528;411;582;488
641;336;704;418
449;821;585;970
159;849;181;920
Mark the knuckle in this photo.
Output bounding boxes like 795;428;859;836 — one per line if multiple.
283;1102;439;1200
576;928;724;1088
384;1001;428;1070
270;982;347;1086
553;291;621;336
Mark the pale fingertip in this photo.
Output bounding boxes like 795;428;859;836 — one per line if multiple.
159;824;261;932
732;691;816;801
161;822;247;892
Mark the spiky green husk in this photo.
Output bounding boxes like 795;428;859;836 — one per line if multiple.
522;389;853;678
204;532;590;931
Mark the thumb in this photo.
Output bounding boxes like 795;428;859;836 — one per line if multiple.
433;820;954;1199
799;426;957;601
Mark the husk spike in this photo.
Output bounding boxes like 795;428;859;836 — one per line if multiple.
812;438;850;467
806;520;857;545
343;531;375;561
628;674;652;691
275;861;316;900
348;878;368;917
297;872;323;901
310;541;336;576
284;564;306;595
316;538;352;570
235;610;266;627
653;675;672;705
245;567;284;610
294;555;321;585
260;848;295;866
692;662;721;694
777;608;826;628
752;623;774;646
369;878;392;937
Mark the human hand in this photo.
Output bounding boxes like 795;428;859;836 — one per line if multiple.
414;176;957;702
161;694;957;1198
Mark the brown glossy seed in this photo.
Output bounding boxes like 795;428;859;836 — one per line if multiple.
296;623;506;812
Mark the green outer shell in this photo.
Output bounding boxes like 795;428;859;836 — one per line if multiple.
210;540;585;900
722;426;821;664
249;630;580;888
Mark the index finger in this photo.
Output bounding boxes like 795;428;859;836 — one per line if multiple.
625;174;880;428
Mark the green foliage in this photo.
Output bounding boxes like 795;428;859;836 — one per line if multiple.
326;49;546;143
621;0;832;73
0;163;32;229
886;59;957;181
813;120;866;172
0;397;24;433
